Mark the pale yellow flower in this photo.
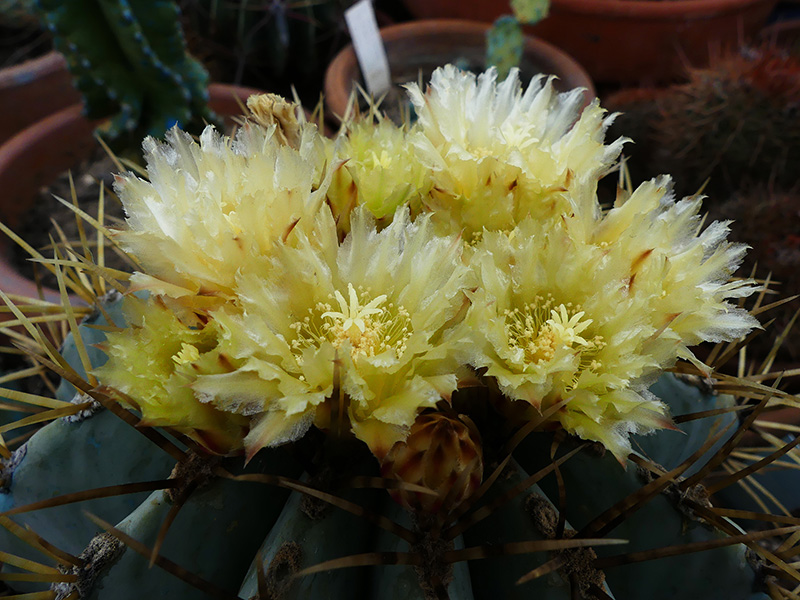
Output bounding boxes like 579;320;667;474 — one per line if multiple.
92;73;759;465
460;183;757;458
114;110;331;302
592;177;759;354
326;116;431;234
406;65;624;238
93;295;249;455
190;206;472;459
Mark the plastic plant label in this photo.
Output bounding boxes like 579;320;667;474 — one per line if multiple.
344;0;391;97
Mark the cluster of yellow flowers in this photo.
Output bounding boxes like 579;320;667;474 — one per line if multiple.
95;65;757;461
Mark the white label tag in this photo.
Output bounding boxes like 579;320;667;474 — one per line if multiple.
344;0;391;97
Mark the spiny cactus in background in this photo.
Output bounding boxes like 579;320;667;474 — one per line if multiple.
485;0;549;78
609;45;800;200
0;67;797;600
707;188;800;365
485;16;524;80
35;0;215;142
178;0;346;95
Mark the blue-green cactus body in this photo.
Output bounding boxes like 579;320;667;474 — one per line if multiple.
85;457;297;599
0;303;771;599
0;409;178;591
517;441;755;600
464;460;611;600
35;0;213;139
368;498;474;600
238;477;379;599
56;292;126;404
514;374;757;600
1;294;171;589
634;375;738;475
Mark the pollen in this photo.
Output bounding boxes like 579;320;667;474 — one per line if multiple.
172;343;201;365
504;295;603;367
368;149;394;169
289;283;412;363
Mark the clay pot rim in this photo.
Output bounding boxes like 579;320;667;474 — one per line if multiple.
535;0;773;18
0;50;66;86
324;18;595;122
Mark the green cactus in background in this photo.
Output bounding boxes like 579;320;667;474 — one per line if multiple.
0;68;797;600
485;16;523;81
35;0;215;142
485;0;549;78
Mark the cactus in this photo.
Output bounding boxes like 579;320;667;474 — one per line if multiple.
0;67;797;599
707;188;800;365
608;45;800;199
35;0;215;141
484;0;549;79
178;0;345;94
485;16;524;81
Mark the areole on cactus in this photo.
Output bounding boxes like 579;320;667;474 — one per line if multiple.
0;66;795;600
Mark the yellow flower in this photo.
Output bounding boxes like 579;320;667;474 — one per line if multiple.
93;295;249;455
113;101;331;302
406;65;624;238
326;115;431;234
460;184;757;458
91;73;758;465
592;177;759;355
190;206;472;460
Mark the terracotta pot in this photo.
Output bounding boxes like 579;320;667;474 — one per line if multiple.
401;0;779;84
0;83;263;308
0;51;81;146
323;19;595;123
759;18;800;51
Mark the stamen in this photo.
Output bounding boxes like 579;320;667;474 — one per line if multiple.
290;283;412;364
504;295;604;384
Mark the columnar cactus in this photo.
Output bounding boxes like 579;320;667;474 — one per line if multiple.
0;66;795;599
35;0;214;141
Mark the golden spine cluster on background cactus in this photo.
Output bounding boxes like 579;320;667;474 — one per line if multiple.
97;67;758;470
